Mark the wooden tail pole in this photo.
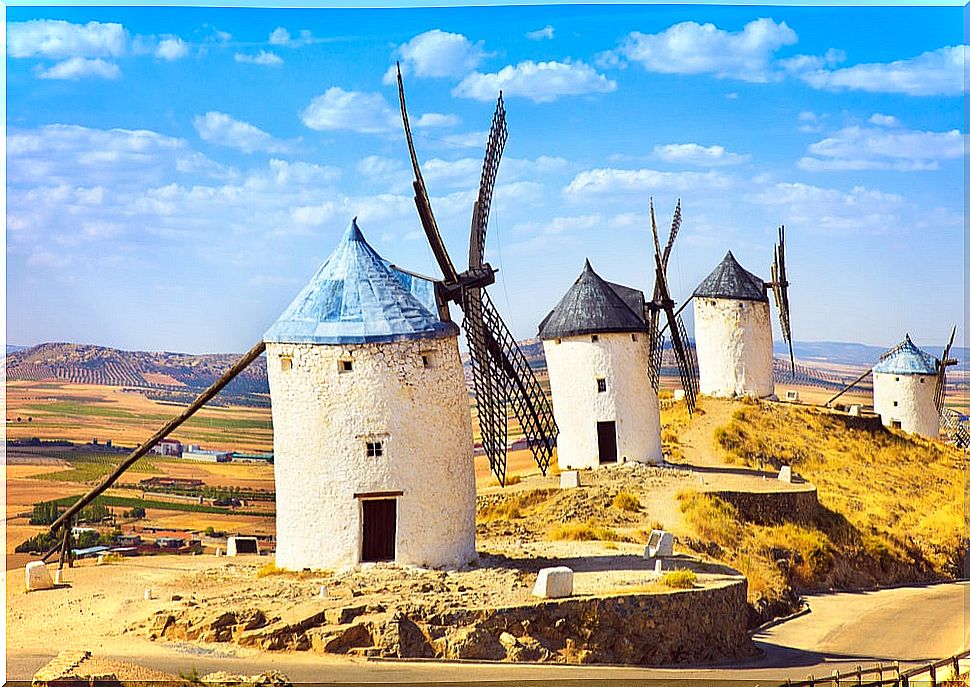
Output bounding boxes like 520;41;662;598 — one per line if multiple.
658;294;694;337
48;340;267;535
825;367;873;407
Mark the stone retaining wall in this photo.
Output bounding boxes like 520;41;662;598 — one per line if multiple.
712;487;819;525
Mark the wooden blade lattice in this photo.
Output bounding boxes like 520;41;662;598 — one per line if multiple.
771;225;794;376
469;94;508;269
646;305;664;392
935;325;957;415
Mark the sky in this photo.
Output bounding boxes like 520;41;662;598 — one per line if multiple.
6;3;965;354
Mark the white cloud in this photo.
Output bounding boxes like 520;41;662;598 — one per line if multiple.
454;60;616;102
868;113;900;127
357;156;405;180
156;36;188;61
300;88;397;134
796;45;965;96
385;29;486;83
617;18;797;82
563;167;734;199
752;182;904;234
269;27;291;45
798;124;964;172
8;19;127;58
414;113;460;128
234;51;283;66
193;112;291;154
36;57;121;80
654;143;750;167
526;25;555;41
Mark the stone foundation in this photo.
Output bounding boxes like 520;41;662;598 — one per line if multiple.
713;487;819;525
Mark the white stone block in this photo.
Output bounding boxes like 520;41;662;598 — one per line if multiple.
144;588;153;600
673;389;685;401
848;404;862;417
559;470;581;489
226;536;259;556
644;530;674;559
778;465;793;483
532;566;573;599
654;559;663;574
785;390;799;402
25;562;54;592
54;569;64;586
318;585;329;599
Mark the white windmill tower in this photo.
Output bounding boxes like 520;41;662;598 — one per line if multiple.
263;219;476;570
872;329;958;438
691;227;794;399
537;202;699;470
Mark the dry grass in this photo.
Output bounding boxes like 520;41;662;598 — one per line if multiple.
257;562;330;580
477;489;554;522
549;520;624;542
660;569;697;589
612;491;640;512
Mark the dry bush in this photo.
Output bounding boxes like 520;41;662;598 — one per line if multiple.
549;520;623;542
660;569;697;589
612;491;640;512
678;490;741;548
478;489;553;522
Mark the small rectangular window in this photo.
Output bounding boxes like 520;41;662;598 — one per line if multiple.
895;376;900;381
597;378;607;393
591;334;599;343
891;420;902;429
893;401;898;407
631;334;638;342
555;338;561;345
421;353;432;368
339;359;353;373
366;441;384;458
280;356;292;372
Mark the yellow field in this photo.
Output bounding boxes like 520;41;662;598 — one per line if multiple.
6;381;272;452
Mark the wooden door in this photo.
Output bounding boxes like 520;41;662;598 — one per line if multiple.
597;421;617;464
361;499;396;562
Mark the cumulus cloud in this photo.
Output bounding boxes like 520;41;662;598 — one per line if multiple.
234;51;283;66
414;113;460;128
752;181;904;233
155;36;188;60
868;113;900;127
654;143;750;167
268;27;316;47
795;45;965;96
36;57;121;80
798;123;964;172
8;19;127;58
193;112;292;154
616;18;797;82
454;60;616;102
526;25;555;41
300;88;397;134
383;29;486;84
563;167;733;199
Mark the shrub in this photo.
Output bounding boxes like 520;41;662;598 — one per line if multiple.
660;569;697;589
612;491;640;512
549;520;623;542
477;490;553;522
678;491;741;548
30;500;61;526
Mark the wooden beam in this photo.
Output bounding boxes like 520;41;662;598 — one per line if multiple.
825;367;872;407
48;340;267;534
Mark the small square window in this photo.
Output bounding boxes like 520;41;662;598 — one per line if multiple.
591;334;599;343
597;378;607;393
555;338;562;345
339;359;353;373
895;376;900;382
366;441;384;458
421;353;432;368
893;401;898;407
919;378;924;384
631;334;638;342
280;356;293;372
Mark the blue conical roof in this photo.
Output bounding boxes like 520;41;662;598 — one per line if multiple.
263;219;457;345
873;334;939;376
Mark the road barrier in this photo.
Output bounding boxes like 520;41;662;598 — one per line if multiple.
783;649;969;687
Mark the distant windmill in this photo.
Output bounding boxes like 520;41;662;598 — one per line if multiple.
828;327;959;440
395;64;558;486
689;226;793;399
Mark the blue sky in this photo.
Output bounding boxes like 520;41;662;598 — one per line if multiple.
6;3;965;353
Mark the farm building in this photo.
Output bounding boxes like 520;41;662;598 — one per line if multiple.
149;438;182;456
538;260;661;469
693;252;775;399
872;335;941;438
182;449;231;462
264;219;476;571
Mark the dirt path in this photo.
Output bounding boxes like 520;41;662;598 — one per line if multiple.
670;396;739;467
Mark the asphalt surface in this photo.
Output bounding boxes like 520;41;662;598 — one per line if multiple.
7;581;968;685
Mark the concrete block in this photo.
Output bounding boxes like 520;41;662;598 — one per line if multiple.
654;559;663;574
785;390;799;402
227;536;259;556
25;562;54;592
673;389;686;401
54;569;64;585
532;566;573;599
559;471;581;489
778;465;793;483
848;404;862;417
144;588;154;600
644;530;674;559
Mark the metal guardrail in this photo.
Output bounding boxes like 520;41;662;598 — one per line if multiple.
784;650;970;687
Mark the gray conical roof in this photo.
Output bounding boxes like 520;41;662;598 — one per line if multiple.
264;219;457;345
538;260;647;340
693;251;768;302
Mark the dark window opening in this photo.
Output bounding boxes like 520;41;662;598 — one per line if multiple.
597;378;607;393
893;401;898;407
366;441;384;458
340;359;353;373
891;420;902;430
421;354;431;368
591;335;599;342
597;421;618;464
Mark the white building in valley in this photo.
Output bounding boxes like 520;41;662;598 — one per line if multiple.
693;252;775;399
538;260;661;470
872;334;941;438
264;219;476;571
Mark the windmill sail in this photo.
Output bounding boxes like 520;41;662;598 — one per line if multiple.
935;325;957;414
771;225;794;376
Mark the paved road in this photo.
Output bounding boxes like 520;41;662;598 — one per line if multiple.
7;582;967;684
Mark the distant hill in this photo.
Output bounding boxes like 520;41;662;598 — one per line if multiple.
5;344;27;355
775;341;969;372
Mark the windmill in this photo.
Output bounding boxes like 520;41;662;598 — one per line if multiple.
395;64;557;486
646;198;699;414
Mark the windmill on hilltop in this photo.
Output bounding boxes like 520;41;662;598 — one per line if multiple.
537;199;699;469
688;226;794;399
394;64;558;486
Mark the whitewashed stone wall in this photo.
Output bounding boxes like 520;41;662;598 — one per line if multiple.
694;297;774;399
873;371;939;438
543;332;661;470
266;335;476;570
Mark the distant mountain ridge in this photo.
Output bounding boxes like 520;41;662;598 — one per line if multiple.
775;340;969;372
